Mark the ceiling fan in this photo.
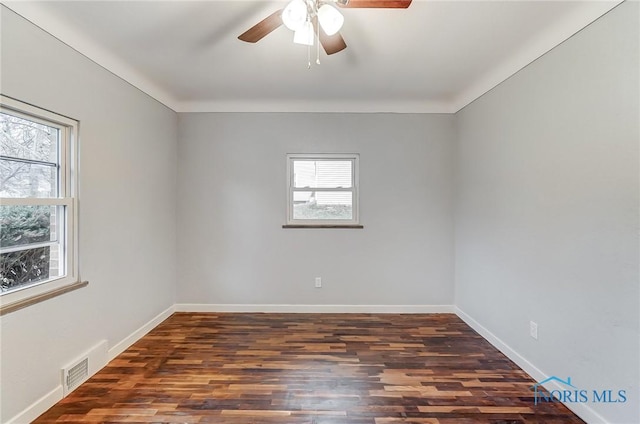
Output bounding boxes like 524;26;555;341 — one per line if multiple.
238;0;412;57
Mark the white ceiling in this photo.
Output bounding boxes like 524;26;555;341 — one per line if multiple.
2;0;621;113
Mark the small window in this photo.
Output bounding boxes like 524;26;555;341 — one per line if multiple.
286;153;359;226
0;96;78;302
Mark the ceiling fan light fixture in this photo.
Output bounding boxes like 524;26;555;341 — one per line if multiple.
293;20;315;46
317;4;344;36
282;0;308;31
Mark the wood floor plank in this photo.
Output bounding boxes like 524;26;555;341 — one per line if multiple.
34;313;585;423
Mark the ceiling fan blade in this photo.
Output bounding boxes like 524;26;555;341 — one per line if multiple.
238;9;284;43
312;18;347;55
337;0;412;8
320;29;347;55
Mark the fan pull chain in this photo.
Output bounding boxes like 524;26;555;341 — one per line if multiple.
307;44;311;69
316;22;320;65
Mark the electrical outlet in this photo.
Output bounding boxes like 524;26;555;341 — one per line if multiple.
530;321;538;340
315;277;322;288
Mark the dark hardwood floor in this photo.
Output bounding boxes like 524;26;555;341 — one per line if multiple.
34;313;584;423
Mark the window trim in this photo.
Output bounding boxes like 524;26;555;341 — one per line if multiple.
0;96;81;311
285;153;360;227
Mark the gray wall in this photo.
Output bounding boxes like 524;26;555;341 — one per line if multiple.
0;7;177;421
177;113;455;306
454;3;639;423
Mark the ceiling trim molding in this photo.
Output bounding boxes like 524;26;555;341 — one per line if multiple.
175;99;457;114
1;1;180;111
451;0;623;113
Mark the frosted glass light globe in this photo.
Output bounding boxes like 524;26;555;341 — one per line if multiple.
282;0;308;31
293;20;314;46
318;4;344;36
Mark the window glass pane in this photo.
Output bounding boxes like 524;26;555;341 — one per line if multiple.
293;160;352;189
0;160;57;198
0;204;65;293
0;112;59;163
0;205;56;248
293;191;353;220
1;246;55;292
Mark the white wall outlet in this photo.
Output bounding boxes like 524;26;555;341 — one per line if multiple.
315;277;322;288
530;321;538;340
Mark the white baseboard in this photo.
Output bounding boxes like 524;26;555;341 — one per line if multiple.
6;385;63;424
454;307;608;424
108;304;175;360
175;303;454;314
6;304;176;424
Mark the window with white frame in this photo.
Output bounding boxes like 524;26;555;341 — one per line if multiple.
286;153;359;226
0;96;78;300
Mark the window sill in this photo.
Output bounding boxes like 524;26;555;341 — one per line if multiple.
282;224;364;229
0;280;88;316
